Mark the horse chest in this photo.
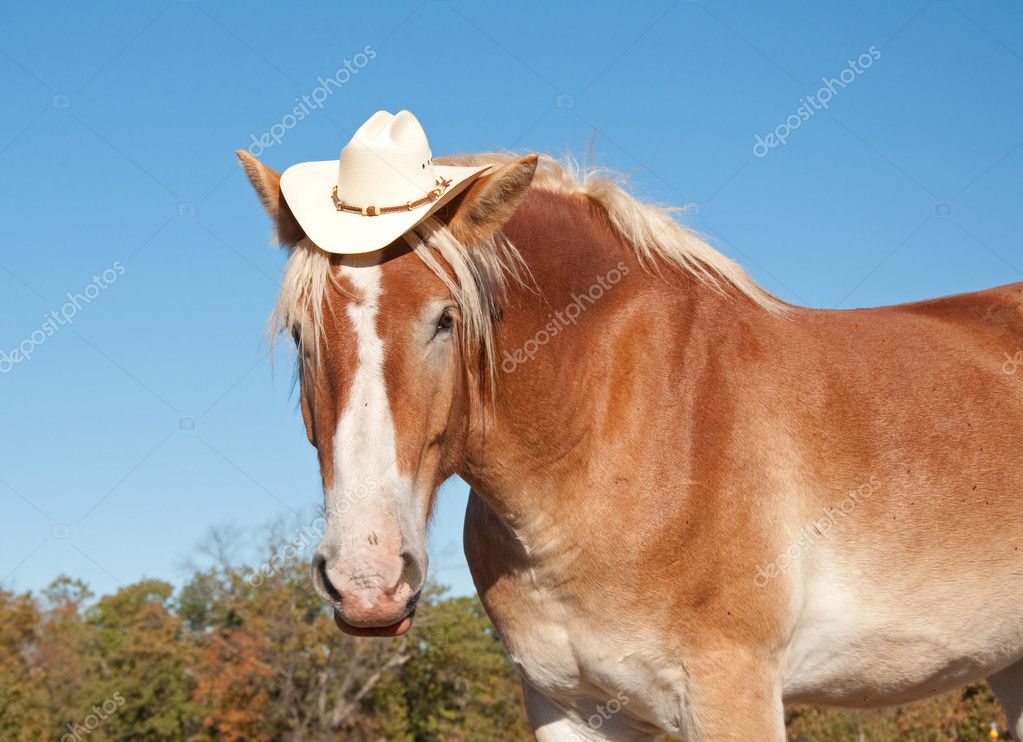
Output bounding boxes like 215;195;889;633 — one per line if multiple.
496;584;689;732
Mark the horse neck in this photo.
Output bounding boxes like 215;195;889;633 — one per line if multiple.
458;190;769;537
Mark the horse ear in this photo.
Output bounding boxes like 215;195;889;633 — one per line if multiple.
446;154;538;245
235;150;306;246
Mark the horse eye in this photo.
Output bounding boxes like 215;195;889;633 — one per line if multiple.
436;308;455;333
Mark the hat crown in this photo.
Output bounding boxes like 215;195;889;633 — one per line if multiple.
277;107;492;254
337;110;436;205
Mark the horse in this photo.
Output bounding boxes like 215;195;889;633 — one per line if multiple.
237;148;1023;740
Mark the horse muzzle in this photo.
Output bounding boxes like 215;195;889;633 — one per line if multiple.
312;539;425;637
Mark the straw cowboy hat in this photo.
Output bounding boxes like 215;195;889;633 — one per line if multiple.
279;110;492;254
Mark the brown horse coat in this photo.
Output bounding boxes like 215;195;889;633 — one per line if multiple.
240;150;1023;740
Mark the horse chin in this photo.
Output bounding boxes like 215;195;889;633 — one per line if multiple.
333;610;414;638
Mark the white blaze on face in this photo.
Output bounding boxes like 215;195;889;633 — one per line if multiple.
323;262;424;592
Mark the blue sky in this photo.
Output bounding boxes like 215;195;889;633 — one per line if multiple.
1;0;1021;600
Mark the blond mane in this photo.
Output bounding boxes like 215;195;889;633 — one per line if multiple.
442;152;782;311
271;153;783;381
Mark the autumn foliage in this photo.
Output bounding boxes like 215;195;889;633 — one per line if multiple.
0;525;1009;740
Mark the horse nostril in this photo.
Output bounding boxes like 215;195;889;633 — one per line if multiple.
312;552;342;606
406;589;422;615
399;548;424;592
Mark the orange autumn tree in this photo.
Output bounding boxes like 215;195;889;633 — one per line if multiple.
192;625;273;741
0;517;1011;740
178;524;424;740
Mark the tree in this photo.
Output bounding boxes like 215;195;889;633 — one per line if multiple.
380;593;530;741
181;528;420;741
0;589;48;740
0;518;1010;741
81;580;198;738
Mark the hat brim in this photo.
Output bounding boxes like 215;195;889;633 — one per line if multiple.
279;162;492;255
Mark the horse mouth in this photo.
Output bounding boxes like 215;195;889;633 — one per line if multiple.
333;609;414;637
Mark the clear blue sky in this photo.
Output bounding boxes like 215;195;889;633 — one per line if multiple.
2;1;1021;600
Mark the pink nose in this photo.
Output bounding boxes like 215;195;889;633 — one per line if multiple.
336;583;415;625
312;553;419;627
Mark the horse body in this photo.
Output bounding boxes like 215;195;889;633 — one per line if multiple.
462;190;1023;738
239;148;1023;740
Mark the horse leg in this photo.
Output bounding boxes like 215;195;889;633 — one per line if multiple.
521;679;656;741
988;659;1023;740
682;651;786;742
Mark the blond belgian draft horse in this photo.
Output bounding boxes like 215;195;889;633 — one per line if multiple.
238;148;1023;740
